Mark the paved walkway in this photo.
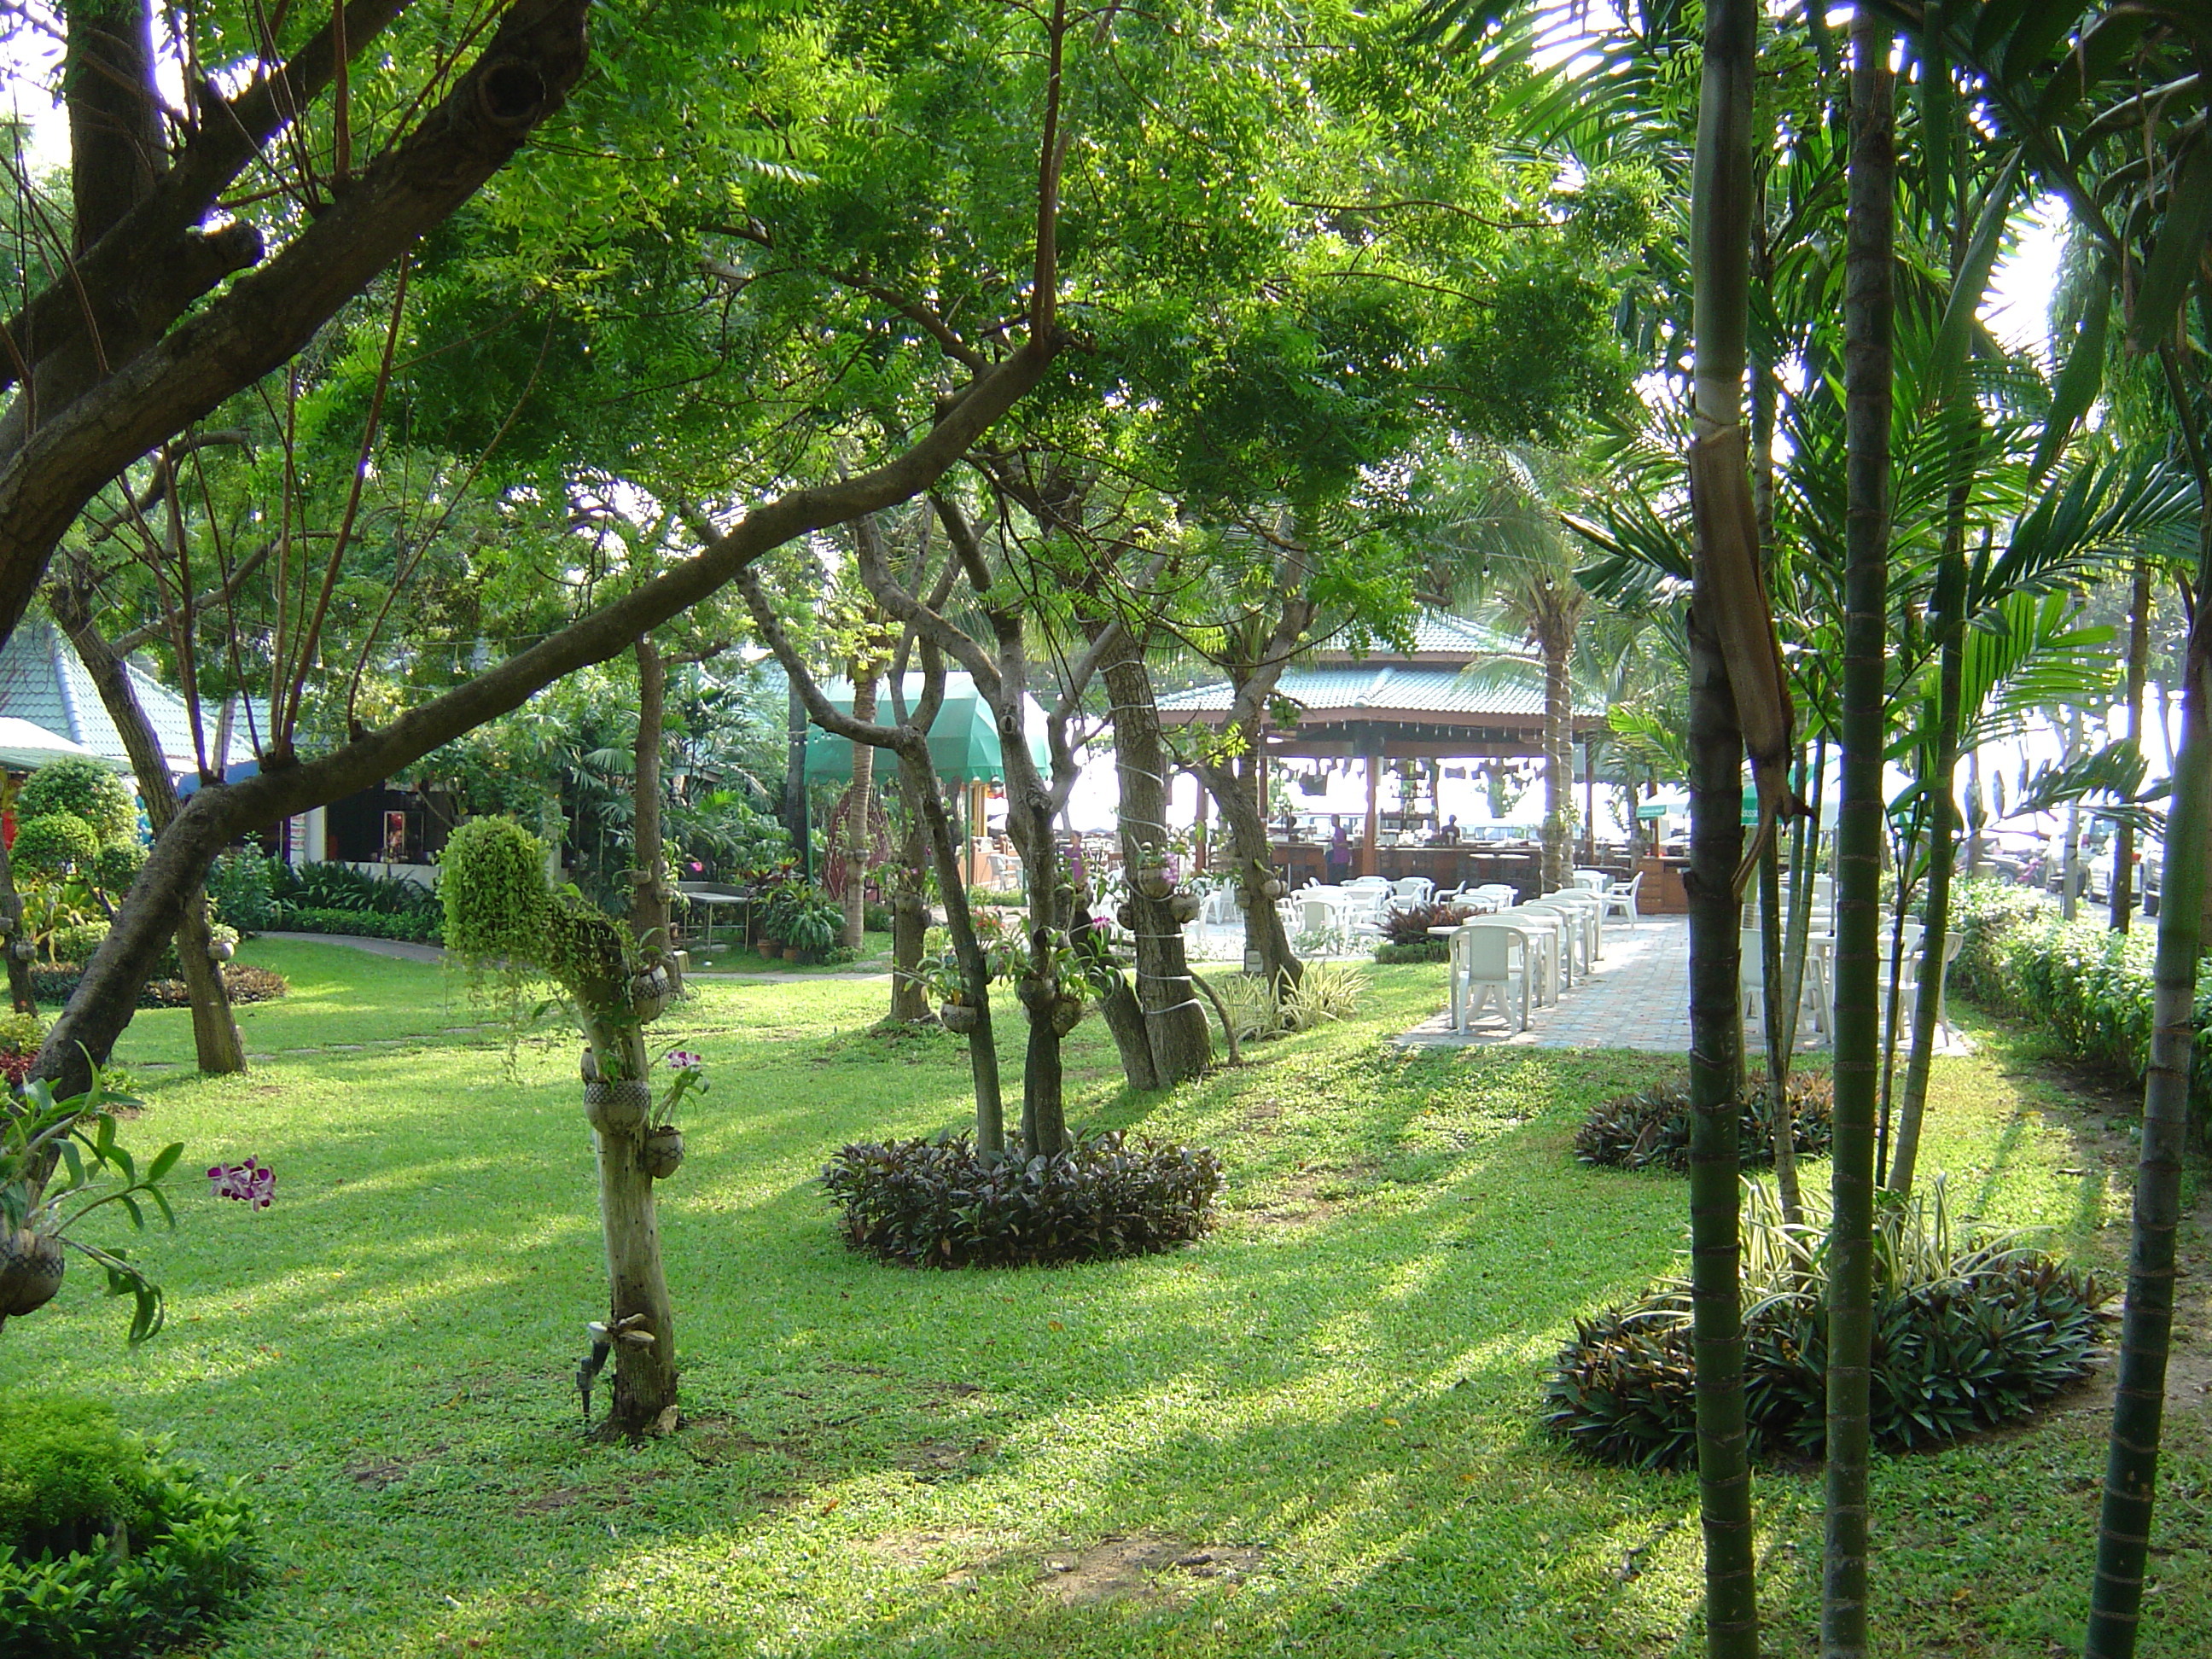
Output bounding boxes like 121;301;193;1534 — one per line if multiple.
1393;915;1972;1057
261;930;445;963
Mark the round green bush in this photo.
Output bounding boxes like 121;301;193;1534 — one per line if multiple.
10;814;100;879
206;852;278;932
1574;1071;1834;1172
823;1130;1224;1268
0;1395;257;1657
15;760;136;843
1540;1181;2110;1469
89;840;144;898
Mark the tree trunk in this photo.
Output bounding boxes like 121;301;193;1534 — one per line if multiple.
630;637;673;977
51;584;244;1074
842;666;879;949
1826;12;1895;1653
2112;561;2152;931
2090;611;2208;1657
1200;748;1301;994
784;672;811;876
1685;1;1761;1650
892;742;1004;1151
1541;620;1574;893
0;831;38;1015
575;1010;678;1435
885;772;933;1025
1888;553;1965;1199
1100;639;1210;1085
998;758;1068;1155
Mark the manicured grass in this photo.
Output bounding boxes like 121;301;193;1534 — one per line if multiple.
5;940;2205;1656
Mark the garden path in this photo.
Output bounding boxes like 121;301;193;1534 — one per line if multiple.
1393;914;1973;1057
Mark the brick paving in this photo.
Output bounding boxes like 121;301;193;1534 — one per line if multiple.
1393;914;1971;1057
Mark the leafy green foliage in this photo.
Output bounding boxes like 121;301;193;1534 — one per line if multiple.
0;1396;257;1658
204;853;278;933
1211;962;1370;1040
1953;888;2212;1115
822;1131;1222;1270
1543;1181;2110;1470
1947;876;2058;1004
9;816;100;882
1574;1072;1836;1172
15;761;135;845
271;862;442;921
86;841;143;900
1371;940;1451;963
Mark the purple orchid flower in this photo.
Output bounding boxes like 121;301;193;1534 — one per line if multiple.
208;1158;276;1208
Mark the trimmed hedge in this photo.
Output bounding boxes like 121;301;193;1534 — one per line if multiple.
273;906;444;945
1949;876;2212;1112
823;1131;1223;1267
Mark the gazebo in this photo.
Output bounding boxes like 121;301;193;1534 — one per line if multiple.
803;672;1050;888
1158;614;1606;894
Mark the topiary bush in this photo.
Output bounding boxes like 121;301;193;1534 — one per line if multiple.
1575;1072;1834;1171
0;1395;258;1657
1540;1179;2110;1470
1372;940;1450;963
10;815;100;881
823;1130;1224;1267
15;760;136;843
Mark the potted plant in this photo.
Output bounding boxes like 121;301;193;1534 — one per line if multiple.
643;1050;707;1179
783;894;841;965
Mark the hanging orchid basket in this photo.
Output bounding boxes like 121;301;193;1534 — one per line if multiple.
1049;994;1086;1037
1167;892;1202;924
940;1001;980;1034
0;1227;65;1318
643;1125;685;1179
1134;864;1174;900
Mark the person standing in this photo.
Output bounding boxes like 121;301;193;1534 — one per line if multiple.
1326;818;1353;884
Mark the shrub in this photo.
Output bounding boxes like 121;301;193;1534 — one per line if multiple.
1949;876;2058;1004
0;1395;258;1658
1381;901;1471;946
823;1130;1224;1268
272;860;440;920
1540;1179;2110;1470
47;922;110;966
965;886;1026;910
16;760;136;842
206;852;279;933
10;814;100;880
0;1012;43;1085
88;841;143;899
1575;1072;1835;1172
1372;940;1450;964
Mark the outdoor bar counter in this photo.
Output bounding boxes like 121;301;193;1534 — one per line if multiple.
1266;841;1548;899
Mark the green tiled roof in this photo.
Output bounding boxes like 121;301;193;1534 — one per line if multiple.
0;619;259;776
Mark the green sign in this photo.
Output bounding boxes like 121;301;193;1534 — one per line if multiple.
1636;801;1666;821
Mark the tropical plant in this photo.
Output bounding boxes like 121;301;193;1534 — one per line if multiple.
821;1131;1223;1268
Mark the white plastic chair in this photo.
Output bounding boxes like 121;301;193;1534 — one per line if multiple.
1489;907;1564;1003
1602;871;1644;928
1451;923;1529;1033
1474;882;1522;909
1392;876;1436;906
1521;898;1592;985
1572;869;1611;893
1544;887;1606;963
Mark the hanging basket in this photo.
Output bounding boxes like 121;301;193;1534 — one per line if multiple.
1049;994;1087;1037
209;939;236;963
0;1228;65;1318
1261;878;1286;900
643;1125;685;1179
940;1002;980;1034
1133;865;1174;899
584;1079;652;1134
1167;892;1202;924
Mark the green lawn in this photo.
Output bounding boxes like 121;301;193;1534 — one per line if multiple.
6;938;2207;1656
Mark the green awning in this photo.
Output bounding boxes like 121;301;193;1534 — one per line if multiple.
803;672;1050;786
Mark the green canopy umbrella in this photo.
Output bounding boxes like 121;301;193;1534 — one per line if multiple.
803;672;1049;785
